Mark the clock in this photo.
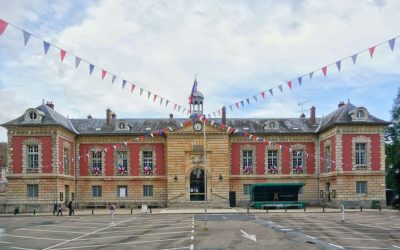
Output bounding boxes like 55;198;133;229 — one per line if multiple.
193;122;203;131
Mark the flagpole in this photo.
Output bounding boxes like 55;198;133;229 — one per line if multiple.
203;117;208;231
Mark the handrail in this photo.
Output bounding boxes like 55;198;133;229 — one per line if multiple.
167;193;185;202
211;192;229;201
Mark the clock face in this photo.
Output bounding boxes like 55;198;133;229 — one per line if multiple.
193;122;203;131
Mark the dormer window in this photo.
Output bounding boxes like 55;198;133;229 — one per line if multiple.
115;120;129;131
349;107;369;121
119;122;125;130
263;121;278;131
24;108;44;123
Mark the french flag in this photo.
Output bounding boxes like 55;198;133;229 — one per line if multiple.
189;78;198;104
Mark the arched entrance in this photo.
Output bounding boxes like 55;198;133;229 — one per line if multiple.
190;168;205;201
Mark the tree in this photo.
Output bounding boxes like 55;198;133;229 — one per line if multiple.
386;87;400;204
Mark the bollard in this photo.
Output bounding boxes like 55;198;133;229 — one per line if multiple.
323;206;325;212
341;204;345;222
304;206;306;212
284;206;287;212
150;207;152;214
379;205;381;212
33;210;36;215
266;207;268;213
92;208;94;215
360;206;363;212
131;208;133;214
247;205;249;214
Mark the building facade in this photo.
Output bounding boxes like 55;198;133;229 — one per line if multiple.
1;93;389;212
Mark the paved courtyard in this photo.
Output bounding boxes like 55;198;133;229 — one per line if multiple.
0;210;399;249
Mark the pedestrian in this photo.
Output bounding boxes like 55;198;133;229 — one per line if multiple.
109;203;115;225
68;201;74;216
53;202;57;215
57;203;63;216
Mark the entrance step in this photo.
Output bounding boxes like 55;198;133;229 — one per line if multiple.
168;201;230;209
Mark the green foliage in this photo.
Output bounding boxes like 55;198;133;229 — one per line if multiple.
386;87;400;193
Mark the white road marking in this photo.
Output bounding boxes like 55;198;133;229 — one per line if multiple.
190;244;194;250
305;234;316;240
222;216;227;220
191;236;194;240
351;223;390;231
393;245;400;249
329;243;344;249
94;226;192;235
47;237;191;250
11;247;37;250
17;228;86;234
281;229;292;231
42;217;136;250
73;230;192;241
191;230;194;233
240;230;257;242
160;247;190;250
35;225;98;229
340;246;389;249
0;240;11;244
1;234;65;241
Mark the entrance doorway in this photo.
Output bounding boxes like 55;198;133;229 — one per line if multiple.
190;168;205;201
325;182;331;202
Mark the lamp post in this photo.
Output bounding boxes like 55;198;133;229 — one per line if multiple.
203;118;208;231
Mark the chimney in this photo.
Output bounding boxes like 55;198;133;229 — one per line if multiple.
310;106;316;125
46;101;55;109
106;108;112;126
338;101;345;108
87;114;93;119
221;106;226;126
300;113;305;119
169;113;174;119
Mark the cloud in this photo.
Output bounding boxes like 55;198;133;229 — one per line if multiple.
0;0;400;141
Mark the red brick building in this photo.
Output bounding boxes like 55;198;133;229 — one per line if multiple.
1;94;389;212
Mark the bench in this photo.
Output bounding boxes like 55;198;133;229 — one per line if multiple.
261;203;303;210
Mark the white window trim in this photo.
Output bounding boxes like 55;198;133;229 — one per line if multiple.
352;136;371;171
89;147;105;176
323;140;332;173
22;138;43;174
240;144;256;175
349;107;369;121
265;144;282;174
139;145;157;176
114;146;130;176
290;144;307;174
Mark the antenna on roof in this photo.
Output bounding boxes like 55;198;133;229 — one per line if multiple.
298;100;310;114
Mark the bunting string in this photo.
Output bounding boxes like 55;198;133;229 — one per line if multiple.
207;34;399;117
0;18;189;115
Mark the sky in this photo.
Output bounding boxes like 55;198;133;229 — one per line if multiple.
0;0;399;142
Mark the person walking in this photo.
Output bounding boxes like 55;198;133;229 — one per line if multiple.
109;203;116;225
56;203;63;216
68;201;74;216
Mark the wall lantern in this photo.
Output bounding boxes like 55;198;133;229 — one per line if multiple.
319;190;324;198
219;174;223;182
174;175;178;182
331;190;336;198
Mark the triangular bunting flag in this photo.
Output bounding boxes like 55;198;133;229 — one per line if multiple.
240;100;244;107
183;108;186;113
23;30;31;45
112;75;117;84
278;85;283;92
165;100;169;107
246;98;250;104
122;80;126;89
309;71;314;80
253;95;257;102
218;110;221;116
101;70;107;80
89;64;94;75
75;57;81;68
178;106;181;112
269;89;273;96
60;49;66;62
153;94;157;102
131;84;136;93
174;104;177;110
351;54;358;65
229;105;233;111
287;81;292;90
297;77;302;86
43;41;50;55
0;19;8;35
140;88;144;96
147;91;151;99
213;112;216;117
336;61;341;71
322;66;327;76
236;102;239;109
160;97;163;105
369;46;375;58
388;38;396;51
261;92;265;99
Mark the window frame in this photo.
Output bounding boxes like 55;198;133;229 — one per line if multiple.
267;150;279;174
324;145;331;172
240;144;256;175
92;185;102;197
27;184;39;198
90;150;103;176
115;150;128;176
63;147;70;175
243;184;252;195
117;185;128;198
27;145;39;172
356;181;367;195
143;185;153;197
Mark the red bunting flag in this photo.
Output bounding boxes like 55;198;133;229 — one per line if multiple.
153;94;157;102
174;104;177;111
101;70;107;80
60;49;66;62
131;84;136;93
322;66;327;76
236;102;239;109
287;81;292;90
261;92;265;99
369;46;375;58
0;19;8;35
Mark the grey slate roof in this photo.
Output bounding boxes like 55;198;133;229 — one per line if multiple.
318;103;390;132
1;102;389;136
1;104;77;133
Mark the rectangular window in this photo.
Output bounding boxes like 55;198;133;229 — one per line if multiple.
356;181;367;194
91;151;102;175
355;143;367;170
267;150;278;174
143;151;153;174
27;184;38;198
92;186;102;197
63;148;70;175
292;150;304;174
243;184;252;195
27;145;39;172
325;146;331;172
118;185;128;198
116;151;128;175
242;150;253;171
143;185;153;197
